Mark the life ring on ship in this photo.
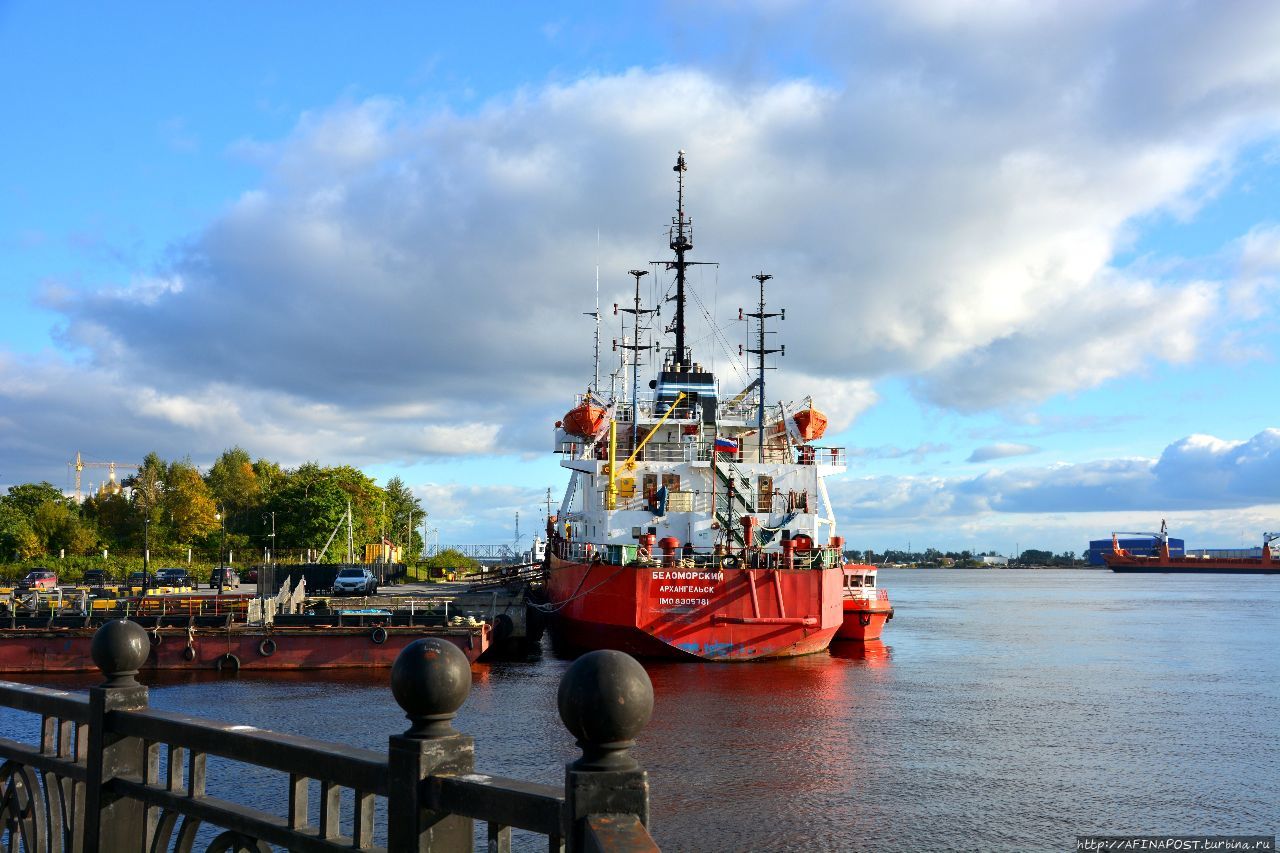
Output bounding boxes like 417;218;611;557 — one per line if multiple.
217;652;240;672
859;613;872;627
182;645;196;662
258;638;276;657
722;556;739;570
371;627;388;645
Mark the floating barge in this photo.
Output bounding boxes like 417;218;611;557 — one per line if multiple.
0;620;489;673
0;611;490;673
0;587;492;673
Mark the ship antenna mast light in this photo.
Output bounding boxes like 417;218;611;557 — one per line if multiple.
651;151;716;373
670;150;691;369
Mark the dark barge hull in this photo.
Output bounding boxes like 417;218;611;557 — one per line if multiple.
1107;564;1280;575
0;623;490;673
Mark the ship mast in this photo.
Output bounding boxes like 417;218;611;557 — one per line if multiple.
616;269;655;446
669;150;692;369
584;268;601;395
742;272;784;459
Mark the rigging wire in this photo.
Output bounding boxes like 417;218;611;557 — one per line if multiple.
688;279;750;385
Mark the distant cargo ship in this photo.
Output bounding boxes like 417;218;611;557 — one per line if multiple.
1103;522;1279;575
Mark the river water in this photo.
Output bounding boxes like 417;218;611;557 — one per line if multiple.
3;569;1278;851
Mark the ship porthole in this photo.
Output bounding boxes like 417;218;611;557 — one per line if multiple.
371;626;388;645
258;638;277;657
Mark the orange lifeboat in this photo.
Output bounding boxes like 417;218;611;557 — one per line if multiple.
792;405;827;442
562;400;608;438
765;402;829;443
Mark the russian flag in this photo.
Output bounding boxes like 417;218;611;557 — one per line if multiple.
714;436;739;454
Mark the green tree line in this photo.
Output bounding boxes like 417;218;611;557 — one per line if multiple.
0;448;425;566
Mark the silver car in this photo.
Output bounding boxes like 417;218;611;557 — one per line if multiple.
333;567;377;595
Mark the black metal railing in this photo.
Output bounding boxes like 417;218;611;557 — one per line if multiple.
0;620;658;852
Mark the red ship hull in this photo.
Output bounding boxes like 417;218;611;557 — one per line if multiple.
546;554;842;660
0;624;490;673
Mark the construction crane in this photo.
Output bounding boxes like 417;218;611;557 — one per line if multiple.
67;451;139;504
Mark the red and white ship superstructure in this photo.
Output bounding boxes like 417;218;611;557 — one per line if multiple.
542;151;888;660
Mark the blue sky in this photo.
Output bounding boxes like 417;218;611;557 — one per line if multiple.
2;1;1278;554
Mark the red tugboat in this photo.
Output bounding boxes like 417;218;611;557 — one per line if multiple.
542;151;880;660
1104;521;1280;575
835;564;893;641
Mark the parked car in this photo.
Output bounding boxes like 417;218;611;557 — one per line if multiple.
82;569;107;586
17;570;57;591
212;567;240;590
332;567;378;596
127;571;155;588
241;567;259;584
155;568;190;587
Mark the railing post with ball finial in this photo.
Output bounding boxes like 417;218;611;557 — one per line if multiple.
83;619;152;852
558;649;658;852
387;637;476;852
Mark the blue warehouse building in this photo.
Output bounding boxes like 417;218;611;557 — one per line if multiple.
1086;537;1185;566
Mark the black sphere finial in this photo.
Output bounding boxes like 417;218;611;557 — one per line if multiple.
557;650;653;771
90;619;150;687
390;638;472;739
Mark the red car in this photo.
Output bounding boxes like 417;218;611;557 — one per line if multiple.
18;570;57;591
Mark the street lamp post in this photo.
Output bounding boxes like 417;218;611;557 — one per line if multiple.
263;511;276;593
141;491;151;580
216;510;225;596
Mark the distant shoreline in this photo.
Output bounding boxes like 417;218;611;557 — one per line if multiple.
881;564;1109;571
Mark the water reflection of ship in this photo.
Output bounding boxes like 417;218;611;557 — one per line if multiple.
639;655;893;847
828;638;892;667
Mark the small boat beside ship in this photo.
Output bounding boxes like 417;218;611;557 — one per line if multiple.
1103;522;1280;575
836;564;893;641
542;151;889;660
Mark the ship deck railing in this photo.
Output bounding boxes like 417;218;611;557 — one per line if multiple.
592;489;814;516
578;392;817;428
0;622;660;852
552;539;843;571
562;439;845;467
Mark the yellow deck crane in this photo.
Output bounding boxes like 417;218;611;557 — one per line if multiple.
67;451;139;503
